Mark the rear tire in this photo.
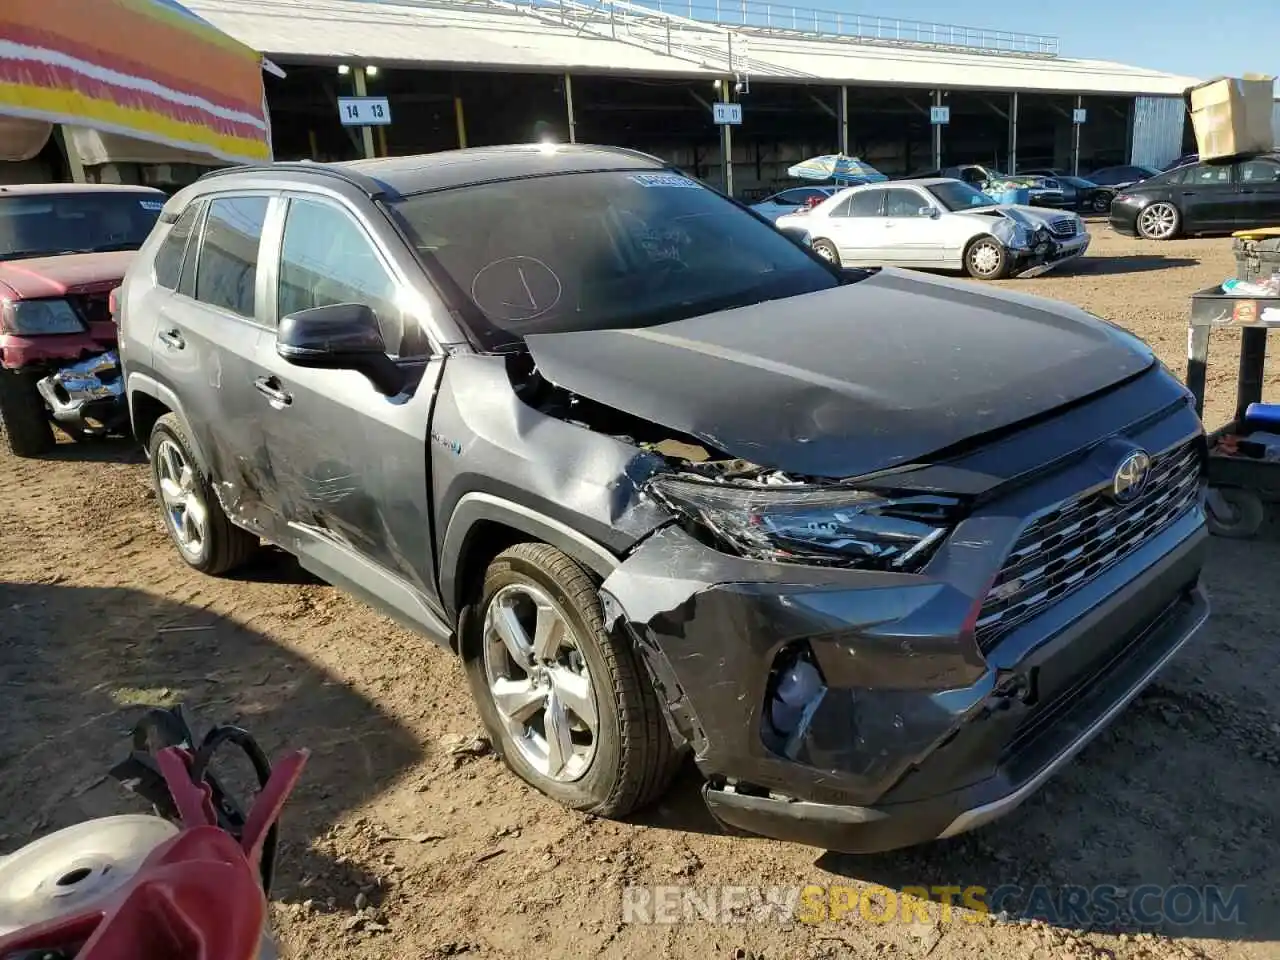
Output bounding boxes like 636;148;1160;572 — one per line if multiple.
149;413;259;575
1090;191;1113;214
964;236;1009;280
461;542;681;817
0;370;55;458
811;238;841;266
1136;201;1180;240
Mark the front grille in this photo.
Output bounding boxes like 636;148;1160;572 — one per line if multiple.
975;440;1202;651
1048;217;1077;237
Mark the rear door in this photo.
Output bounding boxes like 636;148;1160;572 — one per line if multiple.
250;192;445;607
1169;163;1236;232
823;188;886;262
151;193;278;536
1235;157;1280;228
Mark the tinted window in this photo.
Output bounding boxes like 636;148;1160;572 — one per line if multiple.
1240;159;1280;183
842;189;884;217
0;191;162;261
390;170;841;351
278;198;420;357
926;181;997;212
1181;164;1231;185
154;203;200;290
884;189;927;217
194;196;268;319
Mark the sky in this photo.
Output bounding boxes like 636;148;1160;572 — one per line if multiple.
868;0;1277;87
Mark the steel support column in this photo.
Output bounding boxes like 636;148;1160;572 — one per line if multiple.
931;89;943;169
1073;94;1083;175
720;79;734;196
839;84;849;155
1008;91;1019;172
565;73;577;143
352;68;376;159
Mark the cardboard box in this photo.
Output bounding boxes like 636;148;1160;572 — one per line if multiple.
1187;75;1276;161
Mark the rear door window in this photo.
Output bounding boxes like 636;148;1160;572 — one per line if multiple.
842;189;885;217
193;197;269;319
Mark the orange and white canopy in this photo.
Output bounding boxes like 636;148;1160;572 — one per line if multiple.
0;0;271;164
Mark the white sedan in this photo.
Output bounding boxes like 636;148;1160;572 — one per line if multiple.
776;178;1090;280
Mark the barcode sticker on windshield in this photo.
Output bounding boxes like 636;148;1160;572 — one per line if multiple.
139;200;164;211
630;174;700;189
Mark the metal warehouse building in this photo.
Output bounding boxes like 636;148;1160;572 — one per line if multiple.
185;0;1201;198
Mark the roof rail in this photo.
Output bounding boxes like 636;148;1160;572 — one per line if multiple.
196;161;396;199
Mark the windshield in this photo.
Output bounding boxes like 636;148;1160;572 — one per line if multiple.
926;181;998;212
0;192;163;261
391;170;842;351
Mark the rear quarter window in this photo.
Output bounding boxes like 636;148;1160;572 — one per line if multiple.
153;203;201;290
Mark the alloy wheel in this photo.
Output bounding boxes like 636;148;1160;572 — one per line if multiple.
482;583;600;782
1138;202;1177;239
154;437;208;561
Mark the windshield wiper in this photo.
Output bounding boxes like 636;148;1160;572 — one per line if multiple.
90;241;142;253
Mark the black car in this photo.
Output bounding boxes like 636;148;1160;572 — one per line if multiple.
1086;164;1162;189
119;144;1209;855
1162;153;1199;172
1110;155;1280;240
1019;169;1115;213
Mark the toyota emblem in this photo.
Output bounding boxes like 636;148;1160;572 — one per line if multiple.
1111;450;1151;504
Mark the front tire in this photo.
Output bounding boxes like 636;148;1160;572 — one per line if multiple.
462;542;681;817
1090;191;1113;214
149;413;258;575
964;236;1009;280
1136;201;1180;240
0;370;55;457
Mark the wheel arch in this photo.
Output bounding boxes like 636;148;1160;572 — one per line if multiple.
126;373;206;464
440;493;621;629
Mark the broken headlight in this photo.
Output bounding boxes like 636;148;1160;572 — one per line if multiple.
648;477;956;571
1;298;85;336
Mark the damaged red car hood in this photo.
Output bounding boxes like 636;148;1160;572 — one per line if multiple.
523;267;1155;479
0;251;135;299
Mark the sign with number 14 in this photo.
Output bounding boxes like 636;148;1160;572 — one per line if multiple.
338;97;392;126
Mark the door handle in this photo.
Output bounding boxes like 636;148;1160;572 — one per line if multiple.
253;376;293;407
157;328;185;350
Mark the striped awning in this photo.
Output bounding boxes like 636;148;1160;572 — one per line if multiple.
0;0;271;165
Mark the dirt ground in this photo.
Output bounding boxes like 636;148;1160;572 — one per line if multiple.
3;225;1280;960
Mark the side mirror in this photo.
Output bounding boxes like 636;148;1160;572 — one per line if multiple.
919;206;941;219
276;303;405;396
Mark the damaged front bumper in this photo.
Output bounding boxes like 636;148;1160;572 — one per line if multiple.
602;476;1207;855
1013;231;1090;278
35;350;128;436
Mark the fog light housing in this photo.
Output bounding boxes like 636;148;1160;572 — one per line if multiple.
763;642;827;758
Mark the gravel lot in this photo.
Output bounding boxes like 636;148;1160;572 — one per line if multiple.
2;225;1279;960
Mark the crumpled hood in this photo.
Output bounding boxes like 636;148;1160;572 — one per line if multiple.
524;268;1154;478
959;205;1067;229
0;251;134;299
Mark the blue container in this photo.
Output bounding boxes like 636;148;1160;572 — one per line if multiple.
997;187;1030;206
1245;402;1280;429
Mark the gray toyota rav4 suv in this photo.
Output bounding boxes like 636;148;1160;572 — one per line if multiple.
118;145;1209;854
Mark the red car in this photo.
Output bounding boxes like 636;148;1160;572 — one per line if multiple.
0;183;164;456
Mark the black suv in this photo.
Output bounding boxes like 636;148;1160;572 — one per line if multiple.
118;145;1209;854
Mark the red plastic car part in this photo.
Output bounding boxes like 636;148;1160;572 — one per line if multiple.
0;745;307;960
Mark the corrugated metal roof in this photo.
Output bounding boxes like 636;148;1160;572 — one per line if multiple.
184;0;1200;96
